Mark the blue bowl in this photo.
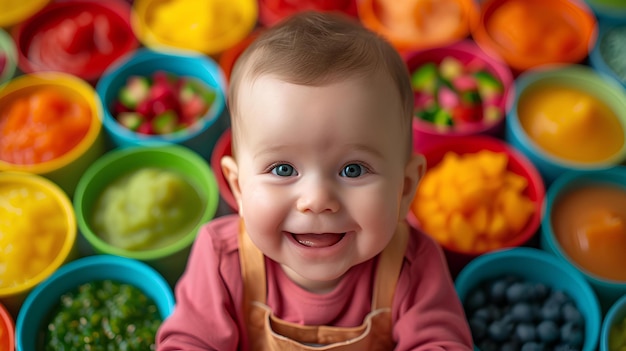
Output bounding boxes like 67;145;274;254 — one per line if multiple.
601;294;626;351
540;167;626;314
96;48;229;160
505;65;626;185
455;247;601;351
15;255;174;351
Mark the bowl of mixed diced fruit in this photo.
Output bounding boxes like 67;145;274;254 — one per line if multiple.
96;48;228;159
405;40;514;153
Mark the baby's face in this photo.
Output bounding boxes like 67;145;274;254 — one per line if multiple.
224;73;421;292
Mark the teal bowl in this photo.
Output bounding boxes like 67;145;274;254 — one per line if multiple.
15;255;174;351
589;21;626;90
601;294;626;351
96;48;228;160
540;167;626;314
505;65;626;185
455;247;601;351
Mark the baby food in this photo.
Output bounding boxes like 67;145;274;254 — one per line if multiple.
412;56;504;130
609;314;626;351
0;88;91;165
551;184;626;282
92;167;204;251
412;150;535;253
600;25;626;83
0;182;67;289
112;71;216;135
44;279;162;350
464;274;585;351
517;84;624;164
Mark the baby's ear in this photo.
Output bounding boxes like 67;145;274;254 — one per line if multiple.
221;156;243;212
399;153;426;219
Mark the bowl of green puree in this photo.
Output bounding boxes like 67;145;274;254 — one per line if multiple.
15;255;174;351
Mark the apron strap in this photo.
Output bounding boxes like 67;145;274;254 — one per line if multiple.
239;220;268;303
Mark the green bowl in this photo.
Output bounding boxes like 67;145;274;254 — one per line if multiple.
74;145;219;286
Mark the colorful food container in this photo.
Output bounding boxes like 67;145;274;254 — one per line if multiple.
358;0;478;53
96;48;228;160
589;21;626;90
258;0;358;27
0;172;78;318
0;28;17;85
455;247;601;351
218;30;261;82
0;302;15;351
601;294;626;351
406;40;514;152
471;0;597;73
584;0;626;23
506;65;626;185
74;145;219;286
408;135;545;277
0;0;49;28
12;0;139;83
0;72;106;196
210;128;238;212
541;167;626;314
132;0;258;56
15;255;175;351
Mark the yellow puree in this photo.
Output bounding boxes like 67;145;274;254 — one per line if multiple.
518;84;624;163
92;167;203;251
0;184;66;288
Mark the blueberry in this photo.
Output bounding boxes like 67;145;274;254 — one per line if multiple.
548;290;573;305
507;282;532;303
487;320;513;342
515;323;536;343
540;302;561;322
478;339;499;351
501;340;521;351
560;322;584;348
511;302;534;323
466;289;487;312
489;279;509;304
469;317;487;341
536;320;560;343
561;303;583;326
531;283;549;301
521;342;545;351
554;343;580;351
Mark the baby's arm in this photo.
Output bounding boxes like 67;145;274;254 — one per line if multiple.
392;229;474;350
157;219;245;351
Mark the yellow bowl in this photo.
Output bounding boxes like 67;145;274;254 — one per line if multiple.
0;0;50;28
0;172;78;317
132;0;258;56
0;72;105;196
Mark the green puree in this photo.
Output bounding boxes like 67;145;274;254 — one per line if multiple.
44;280;162;351
92;167;204;251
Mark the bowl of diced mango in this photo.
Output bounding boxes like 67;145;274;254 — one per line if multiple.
408;135;545;277
0;172;78;317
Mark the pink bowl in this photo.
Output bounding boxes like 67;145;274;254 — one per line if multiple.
405;40;514;153
408;135;545;277
210;128;238;212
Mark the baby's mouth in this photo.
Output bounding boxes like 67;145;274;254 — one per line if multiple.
291;233;346;248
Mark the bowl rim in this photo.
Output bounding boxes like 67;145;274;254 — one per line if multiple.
408;135;546;256
96;48;227;145
507;64;626;169
0;72;104;174
0;0;49;28
589;22;626;90
455;247;601;350
0;28;17;85
601;293;626;350
0;302;15;351
210;128;238;212
405;39;515;136
0;172;77;297
15;254;175;349
541;167;626;288
11;0;139;82
74;145;219;261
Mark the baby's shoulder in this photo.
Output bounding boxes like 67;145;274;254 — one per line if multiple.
197;214;241;255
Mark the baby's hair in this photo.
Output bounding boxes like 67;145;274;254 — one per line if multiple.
228;11;414;156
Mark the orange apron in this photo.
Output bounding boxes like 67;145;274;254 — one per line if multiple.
238;222;409;351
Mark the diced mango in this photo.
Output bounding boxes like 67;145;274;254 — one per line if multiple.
449;213;476;252
486;210;509;239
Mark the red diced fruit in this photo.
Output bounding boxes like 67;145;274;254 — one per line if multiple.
112;70;217;135
56;11;95;55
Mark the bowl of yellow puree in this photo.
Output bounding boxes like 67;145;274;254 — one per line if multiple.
505;64;626;185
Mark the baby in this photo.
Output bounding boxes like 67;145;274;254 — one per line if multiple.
157;11;473;351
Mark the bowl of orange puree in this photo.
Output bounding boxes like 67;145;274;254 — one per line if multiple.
541;167;626;314
506;65;626;185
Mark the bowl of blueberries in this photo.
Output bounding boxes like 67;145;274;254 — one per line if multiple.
455;247;601;351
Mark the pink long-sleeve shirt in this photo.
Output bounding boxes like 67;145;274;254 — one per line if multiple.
156;214;473;350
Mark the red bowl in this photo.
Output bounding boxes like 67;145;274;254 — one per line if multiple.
408;136;545;277
0;302;15;351
218;30;261;82
13;0;139;83
258;0;358;27
210;128;238;212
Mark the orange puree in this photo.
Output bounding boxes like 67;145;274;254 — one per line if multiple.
0;88;91;165
486;0;578;60
518;85;624;163
552;184;626;282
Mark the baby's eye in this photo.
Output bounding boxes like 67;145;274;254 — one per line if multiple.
340;163;366;178
271;163;297;177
